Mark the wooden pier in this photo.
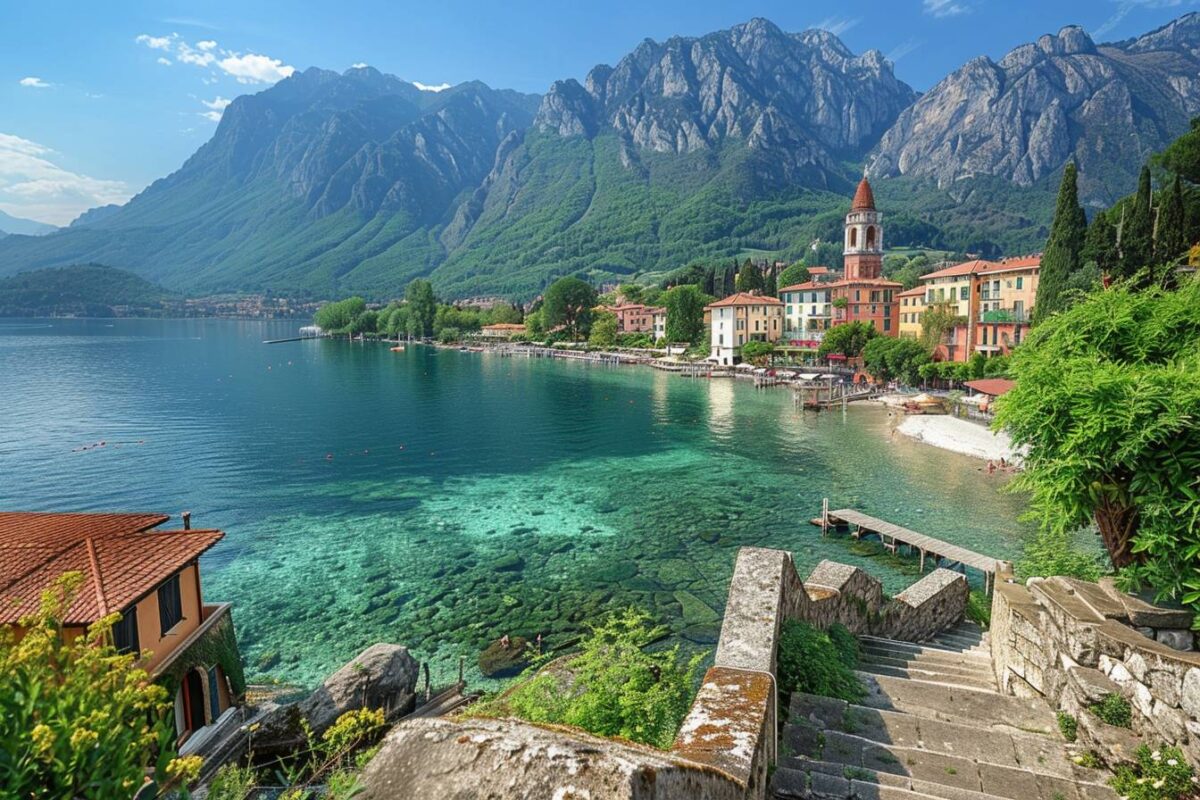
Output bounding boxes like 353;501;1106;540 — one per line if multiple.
815;503;1003;593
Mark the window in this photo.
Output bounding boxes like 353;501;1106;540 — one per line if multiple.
855;290;861;302
208;666;222;721
1016;276;1023;290
883;318;891;332
158;573;183;635
960;286;969;301
113;606;139;654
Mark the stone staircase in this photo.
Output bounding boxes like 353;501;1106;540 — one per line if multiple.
770;623;1120;800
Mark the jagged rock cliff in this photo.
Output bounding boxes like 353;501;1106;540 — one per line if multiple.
869;15;1200;205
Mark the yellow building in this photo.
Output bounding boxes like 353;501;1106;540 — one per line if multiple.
896;286;926;339
0;512;244;753
704;292;784;365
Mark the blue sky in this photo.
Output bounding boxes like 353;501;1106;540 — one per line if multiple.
2;0;1195;225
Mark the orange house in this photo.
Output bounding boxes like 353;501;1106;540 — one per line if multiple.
0;512;245;753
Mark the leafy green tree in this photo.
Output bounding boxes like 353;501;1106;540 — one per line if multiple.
1155;173;1187;271
617;284;644;304
920;301;962;350
543;277;597;340
405;280;437;339
763;270;777;298
0;573;199;799
1081;211;1118;275
1034;163;1087;324
347;309;379;336
1117;166;1154;282
588;311;618;348
776;263;811;289
314;297;366;333
862;337;931;385
662;284;711;344
524;308;546;337
1155;116;1200;184
740;340;775;364
734;260;763;293
484;302;522;325
817;321;877;359
994;278;1200;617
437;326;462;344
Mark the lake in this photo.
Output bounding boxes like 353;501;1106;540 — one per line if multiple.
0;318;1032;687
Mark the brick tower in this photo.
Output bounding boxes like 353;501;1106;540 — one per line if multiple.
843;177;883;281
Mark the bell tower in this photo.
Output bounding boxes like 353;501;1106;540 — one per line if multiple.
843;176;882;280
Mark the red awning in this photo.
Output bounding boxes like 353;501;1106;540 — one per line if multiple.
826;354;847;361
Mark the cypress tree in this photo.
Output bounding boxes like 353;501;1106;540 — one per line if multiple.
1082;210;1117;275
1034;162;1087;324
1155;173;1187;271
764;269;777;298
735;260;763;293
1118;165;1154;282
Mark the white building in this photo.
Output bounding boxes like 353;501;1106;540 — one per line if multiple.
704;292;784;366
778;281;831;342
651;307;667;342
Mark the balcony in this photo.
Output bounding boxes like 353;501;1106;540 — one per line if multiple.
978;307;1030;324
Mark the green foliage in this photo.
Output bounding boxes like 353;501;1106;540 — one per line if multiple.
589;312;618;348
777;263;810;289
0;572;190;799
920;301;963;350
618;283;644;303
994;279;1200;617
314;296;367;333
543;277;597;340
735;260;764;293
405;279;437;339
206;763;258;800
1016;529;1105;582
1118;166;1155;282
437;326;462;344
861;337;931;385
1090;693;1132;728
1156;117;1200;183
1056;712;1078;743
1156;174;1188;267
965;591;992;629
817;321;877;359
1082;212;1118;275
481;608;703;750
776;621;865;703
740;340;775;364
0;264;178;316
662;284;711;344
1110;745;1196;800
1034;163;1087;324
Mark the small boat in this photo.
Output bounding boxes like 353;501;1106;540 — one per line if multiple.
390;345;406;352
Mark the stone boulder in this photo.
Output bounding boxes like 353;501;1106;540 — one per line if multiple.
478;636;532;678
256;643;419;754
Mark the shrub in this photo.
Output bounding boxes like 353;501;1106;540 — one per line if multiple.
206;763;257;800
777;621;865;703
1110;745;1196;800
1057;711;1078;742
1090;693;1132;728
482;608;704;750
966;591;992;629
1017;528;1106;582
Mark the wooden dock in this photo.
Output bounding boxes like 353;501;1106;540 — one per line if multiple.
816;504;1003;593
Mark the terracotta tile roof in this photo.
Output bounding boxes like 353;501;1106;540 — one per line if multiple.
896;286;927;298
920;260;996;281
807;267;831;275
964;378;1016;397
0;512;223;625
851;177;876;211
704;292;784;309
778;281;830;293
977;257;1041;275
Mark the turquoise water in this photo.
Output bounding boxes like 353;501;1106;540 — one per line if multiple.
0;319;1032;687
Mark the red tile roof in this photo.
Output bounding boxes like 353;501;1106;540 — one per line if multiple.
0;512;223;625
896;286;927;298
778;281;830;293
920;260;996;281
964;378;1016;398
977;257;1041;275
704;292;784;309
807;266;831;275
851;177;876;211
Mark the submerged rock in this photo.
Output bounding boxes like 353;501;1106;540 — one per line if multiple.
478;636;533;678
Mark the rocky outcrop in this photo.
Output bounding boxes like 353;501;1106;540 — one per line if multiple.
256;643;419;754
535;18;916;182
869;15;1200;205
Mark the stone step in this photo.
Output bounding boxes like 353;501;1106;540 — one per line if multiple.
931;633;988;651
857;662;998;692
860;636;990;659
859;650;997;680
787;693;1084;778
854;673;1058;736
771;758;1118;800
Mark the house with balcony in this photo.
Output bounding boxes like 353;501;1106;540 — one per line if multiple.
779;280;831;344
973;257;1040;357
918;259;993;362
704;292;784;365
0;511;245;755
896;286;926;340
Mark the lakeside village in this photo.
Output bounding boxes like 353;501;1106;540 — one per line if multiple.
6;171;1200;799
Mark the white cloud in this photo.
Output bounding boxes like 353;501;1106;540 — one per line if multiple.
200;111;223;122
177;41;216;67
201;96;232;110
218;52;295;84
812;16;861;36
352;62;369;69
0;132;131;226
1093;0;1185;38
19;77;51;89
136;33;175;50
923;0;970;17
197;40;217;51
887;38;924;62
412;81;451;92
157;57;172;66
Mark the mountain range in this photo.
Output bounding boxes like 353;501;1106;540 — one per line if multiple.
0;209;57;238
2;14;1199;300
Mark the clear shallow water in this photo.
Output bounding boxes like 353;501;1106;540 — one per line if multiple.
0;319;1033;687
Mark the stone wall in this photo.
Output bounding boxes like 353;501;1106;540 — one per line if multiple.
990;573;1200;767
361;548;970;799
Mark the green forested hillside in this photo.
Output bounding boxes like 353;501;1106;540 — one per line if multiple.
0;265;177;316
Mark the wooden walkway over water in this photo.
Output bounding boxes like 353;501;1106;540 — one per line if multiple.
816;505;1003;593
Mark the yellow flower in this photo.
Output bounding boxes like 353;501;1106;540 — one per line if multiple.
165;755;203;783
69;728;99;749
30;724;55;756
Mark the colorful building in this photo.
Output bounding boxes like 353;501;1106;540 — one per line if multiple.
918;259;991;362
779;281;831;343
479;323;526;339
829;178;901;336
0;512;245;753
896;286;926;340
973;257;1040;357
610;304;658;334
650;307;667;342
704;292;784;365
